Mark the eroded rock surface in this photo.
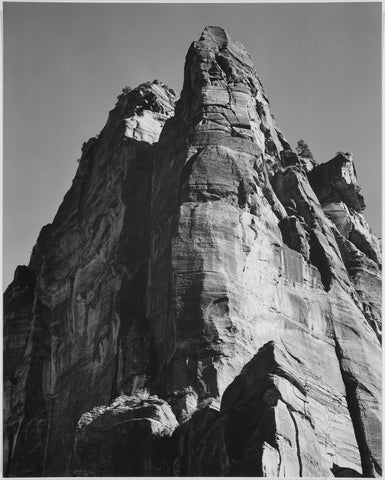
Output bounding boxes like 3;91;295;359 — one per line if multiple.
74;394;178;476
3;81;175;476
4;26;381;477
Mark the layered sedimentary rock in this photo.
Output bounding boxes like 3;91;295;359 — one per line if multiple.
3;81;175;476
308;153;382;341
4;26;381;477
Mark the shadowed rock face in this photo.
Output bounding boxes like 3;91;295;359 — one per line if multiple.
74;395;178;476
4;26;381;477
3;81;176;476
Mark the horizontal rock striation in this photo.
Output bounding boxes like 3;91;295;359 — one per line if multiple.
308;153;382;341
4;26;381;477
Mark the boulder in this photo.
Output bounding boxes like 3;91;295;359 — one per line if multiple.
74;394;178;476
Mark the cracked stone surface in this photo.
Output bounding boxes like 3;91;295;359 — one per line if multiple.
3;26;381;477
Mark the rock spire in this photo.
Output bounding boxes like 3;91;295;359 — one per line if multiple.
4;27;381;477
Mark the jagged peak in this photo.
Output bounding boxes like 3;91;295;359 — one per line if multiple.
199;25;231;47
118;80;176;98
196;24;253;67
308;151;366;212
116;80;176;114
176;26;291;174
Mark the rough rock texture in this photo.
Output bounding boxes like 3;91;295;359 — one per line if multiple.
308;153;382;341
4;26;381;477
74;394;178;476
3;81;175;476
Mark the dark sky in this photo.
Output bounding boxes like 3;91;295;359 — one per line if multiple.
3;2;382;287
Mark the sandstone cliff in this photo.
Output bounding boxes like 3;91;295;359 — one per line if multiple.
4;26;381;477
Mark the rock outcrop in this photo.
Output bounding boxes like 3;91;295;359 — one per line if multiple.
74;394;178;476
3;81;175;476
4;26;381;477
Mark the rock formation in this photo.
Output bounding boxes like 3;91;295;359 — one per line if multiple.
4;26;381;477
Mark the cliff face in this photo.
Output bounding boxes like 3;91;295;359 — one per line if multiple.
4;82;175;476
4;26;381;477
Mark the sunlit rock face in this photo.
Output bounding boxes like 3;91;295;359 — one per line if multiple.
4;26;381;477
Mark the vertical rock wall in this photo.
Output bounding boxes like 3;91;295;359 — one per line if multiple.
4;83;175;476
148;26;381;476
4;26;381;477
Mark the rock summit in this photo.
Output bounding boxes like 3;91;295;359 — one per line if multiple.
4;26;381;477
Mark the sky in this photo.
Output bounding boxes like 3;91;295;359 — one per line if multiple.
3;2;382;288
